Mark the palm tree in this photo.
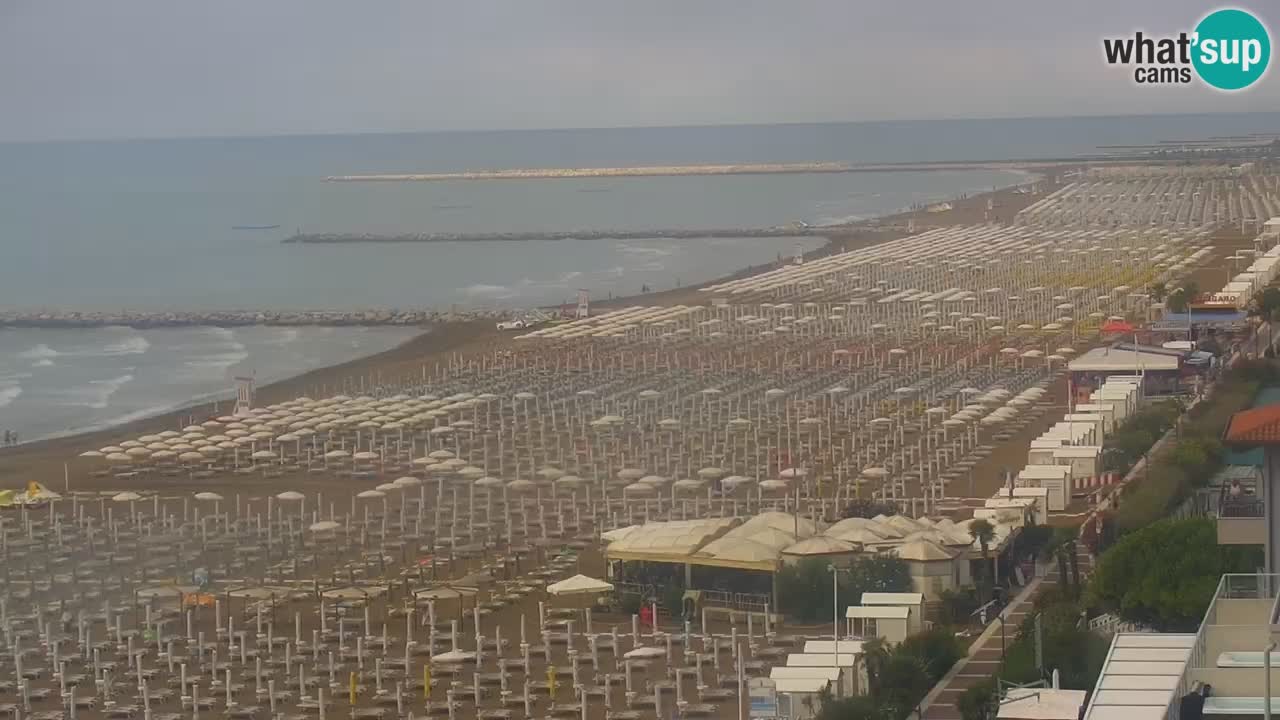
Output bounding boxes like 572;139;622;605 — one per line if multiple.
860;637;891;699
970;519;996;602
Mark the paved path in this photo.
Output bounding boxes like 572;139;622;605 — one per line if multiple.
919;541;1094;720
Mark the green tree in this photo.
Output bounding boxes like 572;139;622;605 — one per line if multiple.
775;558;835;623
878;652;933;717
1148;281;1167;304
846;555;913;596
776;556;913;623
939;586;980;626
815;694;886;720
899;626;964;680
1089;517;1261;630
959;679;997;720
1166;280;1200;313
842;498;899;519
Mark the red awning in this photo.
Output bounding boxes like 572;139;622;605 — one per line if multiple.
1100;320;1135;333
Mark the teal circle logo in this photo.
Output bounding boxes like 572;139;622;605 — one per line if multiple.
1192;9;1271;90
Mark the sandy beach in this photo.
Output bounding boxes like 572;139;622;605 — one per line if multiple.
0;174;1047;490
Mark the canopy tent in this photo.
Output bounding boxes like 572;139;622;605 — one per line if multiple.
546;574;614;596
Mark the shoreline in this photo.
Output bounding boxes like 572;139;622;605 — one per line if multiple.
0;174;1046;475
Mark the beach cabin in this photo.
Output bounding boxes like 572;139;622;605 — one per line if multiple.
793;642;868;696
890;539;962;600
1074;403;1117;430
1027;440;1067;466
1062;412;1109;440
861;592;926;634
1263;216;1280;242
1041;421;1096;447
845;605;911;644
771;667;842;706
1017;465;1070;511
979;497;1042;527
773;677;830;720
1052;446;1103;490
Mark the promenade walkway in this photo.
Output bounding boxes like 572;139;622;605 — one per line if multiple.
919;541;1094;719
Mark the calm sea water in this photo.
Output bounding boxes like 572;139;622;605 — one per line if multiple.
2;113;1278;440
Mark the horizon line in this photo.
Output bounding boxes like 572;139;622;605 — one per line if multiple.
4;108;1280;147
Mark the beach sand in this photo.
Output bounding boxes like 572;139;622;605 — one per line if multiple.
0;174;1057;492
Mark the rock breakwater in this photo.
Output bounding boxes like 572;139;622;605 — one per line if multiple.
0;308;510;329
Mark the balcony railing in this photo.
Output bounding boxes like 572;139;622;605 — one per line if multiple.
1220;497;1265;518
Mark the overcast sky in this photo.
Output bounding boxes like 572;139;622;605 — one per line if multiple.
1;0;1277;142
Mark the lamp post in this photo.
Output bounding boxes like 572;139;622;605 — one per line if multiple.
829;564;846;696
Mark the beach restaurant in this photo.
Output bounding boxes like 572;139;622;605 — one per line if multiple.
1067;342;1191;398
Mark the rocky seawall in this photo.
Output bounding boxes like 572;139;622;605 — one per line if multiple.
285;227;819;244
0;308;512;329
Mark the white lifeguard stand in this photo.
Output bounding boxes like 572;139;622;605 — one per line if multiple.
793;242;804;265
233;375;255;417
575;289;590;319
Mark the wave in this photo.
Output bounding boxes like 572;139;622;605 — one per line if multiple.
266;328;301;346
0;385;21;408
100;336;151;356
813;214;867;227
17;343;59;360
31;359;54;367
81;374;135;409
41;373;134;410
461;284;517;299
617;244;677;257
183;346;250;381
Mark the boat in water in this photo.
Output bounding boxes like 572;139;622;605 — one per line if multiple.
231;224;281;230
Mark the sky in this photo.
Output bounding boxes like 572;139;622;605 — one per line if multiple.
1;0;1278;142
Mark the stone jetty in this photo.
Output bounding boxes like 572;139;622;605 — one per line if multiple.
285;226;820;244
0;308;511;329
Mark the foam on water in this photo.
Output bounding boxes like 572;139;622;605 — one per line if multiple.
0;384;22;408
81;374;135;409
99;335;151;356
461;284;516;298
17;343;59;360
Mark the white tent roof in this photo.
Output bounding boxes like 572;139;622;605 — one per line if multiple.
605;517;738;562
781;536;858;556
891;538;955;562
546;574;614;596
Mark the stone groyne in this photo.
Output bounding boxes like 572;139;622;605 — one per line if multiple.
285;227;820;244
0;308;511;330
324;162;853;182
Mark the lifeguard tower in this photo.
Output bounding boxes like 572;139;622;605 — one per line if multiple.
233;375;255;417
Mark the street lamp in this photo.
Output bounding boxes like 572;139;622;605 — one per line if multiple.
829;564;847;697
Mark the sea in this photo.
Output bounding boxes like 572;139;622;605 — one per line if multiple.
2;112;1278;441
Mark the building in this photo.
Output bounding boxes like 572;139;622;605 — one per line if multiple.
1067;344;1188;397
1081;404;1280;720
